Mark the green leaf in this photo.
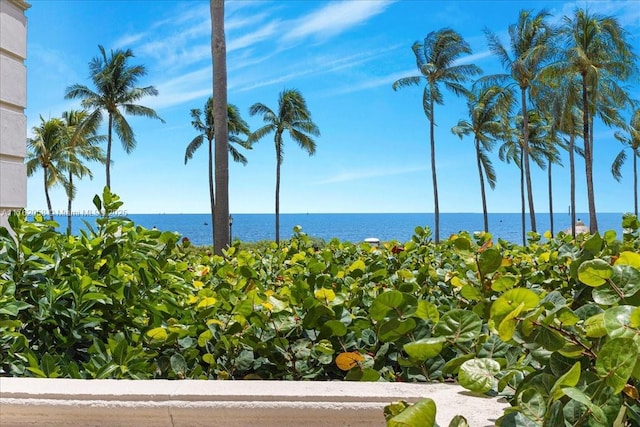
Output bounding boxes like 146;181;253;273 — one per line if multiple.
414;300;439;322
517;388;546;423
0;301;32;316
582;233;603;254
403;337;446;361
320;320;347;337
378;318;416;342
604;305;637;338
491;275;517;292
561;387;607;424
592;265;640;305
550;361;581;400
448;415;469;427
478;248;502;276
584;313;607;338
387;398;436;427
490;288;539;321
170;353;187;377
458;358;500;393
370;290;404;321
434;309;482;341
595;338;636;393
578;259;613;287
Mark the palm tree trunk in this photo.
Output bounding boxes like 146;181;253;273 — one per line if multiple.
634;148;638;217
521;87;536;233
548;161;553;236
106;114;113;189
569;132;576;237
211;0;229;254
520;151;525;246
429;97;440;244
582;76;597;233
44;168;53;221
208;137;215;246
275;136;282;245
476;140;488;232
67;172;73;235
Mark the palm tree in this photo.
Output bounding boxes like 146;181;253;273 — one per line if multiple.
211;0;230;254
26;117;67;220
393;29;481;244
612;109;640;216
498;111;547;245
64;45;164;189
559;8;638;233
452;83;513;232
249;89;320;244
538;73;584;237
484;9;555;234
60;110;106;234
185;97;251;246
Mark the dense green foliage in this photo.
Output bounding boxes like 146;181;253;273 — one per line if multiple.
2;189;640;425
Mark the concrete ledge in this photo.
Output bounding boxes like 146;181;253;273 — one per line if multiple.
0;378;508;426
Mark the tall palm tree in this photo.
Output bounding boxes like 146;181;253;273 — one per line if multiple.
60;110;106;234
612;109;640;216
211;0;230;254
484;9;555;234
498;111;547;245
26;117;67;220
452;83;513;232
249;89;320;244
185;97;251;246
393;29;481;244
64;45;164;190
538;73;584;237
559;8;638;233
527;109;563;236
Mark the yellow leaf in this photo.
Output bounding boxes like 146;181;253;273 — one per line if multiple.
501;258;512;267
451;276;465;287
206;319;224;326
315;288;336;302
261;301;274;311
146;327;167;341
615;251;640;268
197;297;217;309
188;295;198;304
336;352;364;371
349;259;366;273
193;280;204;289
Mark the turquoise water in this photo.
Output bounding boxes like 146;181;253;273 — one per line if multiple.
41;212;627;246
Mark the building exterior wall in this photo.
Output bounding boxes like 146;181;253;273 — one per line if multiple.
0;0;30;231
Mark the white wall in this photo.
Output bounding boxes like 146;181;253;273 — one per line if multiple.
0;0;29;232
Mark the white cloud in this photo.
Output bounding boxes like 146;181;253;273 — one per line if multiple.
228;21;281;52
283;0;396;42
145;67;212;110
316;165;426;185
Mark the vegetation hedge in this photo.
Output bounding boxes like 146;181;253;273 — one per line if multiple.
1;189;640;426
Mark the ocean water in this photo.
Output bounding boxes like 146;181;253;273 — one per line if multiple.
40;212;627;247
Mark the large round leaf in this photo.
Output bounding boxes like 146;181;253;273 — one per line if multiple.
604;305;637;338
369;291;404;321
433;309;482;341
403;337;446;361
478;248;502;276
387;398;436;427
578;259;613;287
596;338;636;393
592;265;640;305
378;318;417;342
615;251;640;269
459;358;500;393
490;288;539;321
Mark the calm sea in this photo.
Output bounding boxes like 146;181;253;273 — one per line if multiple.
42;212;627;247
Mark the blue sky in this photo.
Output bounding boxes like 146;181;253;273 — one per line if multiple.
25;0;639;215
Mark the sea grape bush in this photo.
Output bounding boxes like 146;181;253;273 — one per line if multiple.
1;188;639;426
